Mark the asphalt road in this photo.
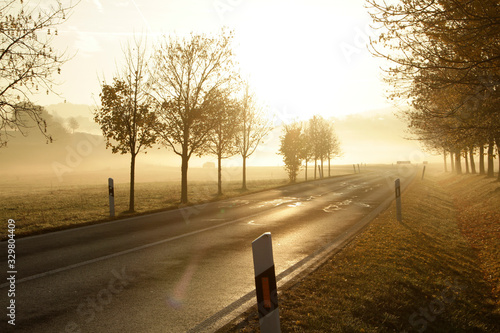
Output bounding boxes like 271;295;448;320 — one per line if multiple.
1;165;416;332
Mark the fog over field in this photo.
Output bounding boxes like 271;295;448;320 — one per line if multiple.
0;102;436;188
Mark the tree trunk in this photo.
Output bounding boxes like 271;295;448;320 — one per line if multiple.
320;157;324;179
464;151;470;174
496;137;500;181
469;146;476;174
328;156;331;177
242;100;248;191
305;158;308;181
242;155;248;190
450;151;455;172
487;138;494;178
217;153;222;196
181;151;189;203
314;159;317;179
479;145;485;175
129;152;136;212
455;150;462;174
443;149;448;172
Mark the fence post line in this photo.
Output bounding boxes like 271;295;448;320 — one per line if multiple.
252;232;281;333
108;178;115;217
395;178;402;222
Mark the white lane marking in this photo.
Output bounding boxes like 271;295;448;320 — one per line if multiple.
323;199;353;213
247;220;265;226
252;197;299;209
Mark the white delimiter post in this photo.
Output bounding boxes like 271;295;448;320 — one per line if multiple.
395;178;402;222
108;178;115;217
252;232;281;333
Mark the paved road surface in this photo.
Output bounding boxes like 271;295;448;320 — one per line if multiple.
1;166;415;332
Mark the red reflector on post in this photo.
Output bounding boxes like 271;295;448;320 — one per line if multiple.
262;277;271;309
252;232;281;332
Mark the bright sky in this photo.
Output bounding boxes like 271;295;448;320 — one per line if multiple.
39;0;392;121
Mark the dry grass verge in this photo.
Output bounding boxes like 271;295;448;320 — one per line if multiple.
0;178;288;239
221;171;500;332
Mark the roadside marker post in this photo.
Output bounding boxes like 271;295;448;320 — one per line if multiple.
353;164;356;173
357;164;361;173
395;179;402;222
317;165;323;179
108;178;115;217
252;232;281;333
421;165;426;180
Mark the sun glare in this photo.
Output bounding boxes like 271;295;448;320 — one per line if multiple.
230;2;384;121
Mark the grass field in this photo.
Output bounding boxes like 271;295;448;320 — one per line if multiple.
0;178;289;239
221;170;500;332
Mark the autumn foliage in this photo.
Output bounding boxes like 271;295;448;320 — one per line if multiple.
367;0;500;178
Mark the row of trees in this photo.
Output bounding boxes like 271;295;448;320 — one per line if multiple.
0;1;272;211
94;32;272;211
0;0;272;212
278;115;341;183
367;0;499;179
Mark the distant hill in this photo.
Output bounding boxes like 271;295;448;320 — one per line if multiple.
45;103;101;135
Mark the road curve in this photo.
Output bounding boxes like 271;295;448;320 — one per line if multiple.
1;165;416;332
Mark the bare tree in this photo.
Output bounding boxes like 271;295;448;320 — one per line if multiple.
0;0;76;147
324;121;341;177
300;120;314;181
308;115;322;179
205;89;240;196
306;115;340;179
237;83;272;190
150;29;238;204
94;37;157;212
